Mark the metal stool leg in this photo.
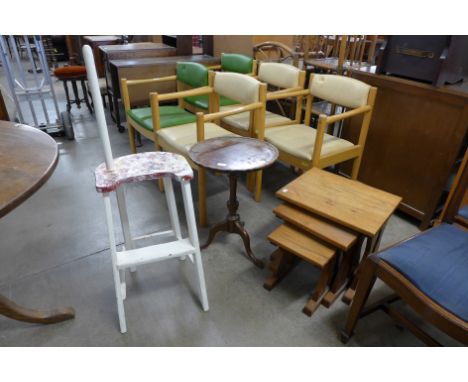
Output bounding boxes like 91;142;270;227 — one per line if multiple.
62;80;71;112
71;80;81;109
181;180;209;311
81;80;93;113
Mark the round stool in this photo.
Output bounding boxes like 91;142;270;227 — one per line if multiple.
54;66;93;113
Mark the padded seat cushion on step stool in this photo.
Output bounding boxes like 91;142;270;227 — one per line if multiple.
54;66;87;79
184;95;239;110
265;124;354;160
127;106;196;131
95;152;193;193
378;223;468;321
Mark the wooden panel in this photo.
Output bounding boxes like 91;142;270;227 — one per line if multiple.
100;43;176;61
111;55;219;106
267;223;336;267
343;70;468;228
82;35;120;77
277;168;402;237
273;203;358;251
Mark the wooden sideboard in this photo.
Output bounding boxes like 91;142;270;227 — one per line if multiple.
82;35;121;77
343;70;468;229
108;55;219;129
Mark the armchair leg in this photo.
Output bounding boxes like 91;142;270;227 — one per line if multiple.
340;258;377;343
128;124;137;154
198;168;207;227
254;170;263;202
350;155;362;180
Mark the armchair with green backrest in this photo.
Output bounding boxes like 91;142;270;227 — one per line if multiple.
121;62;213;154
150;71;267;226
183;53;257;114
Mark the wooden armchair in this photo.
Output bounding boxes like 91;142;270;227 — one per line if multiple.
341;148;468;346
305;35;379;75
209;53;257;75
261;73;377;180
219;62;306;139
253;41;300;67
122;62;212;153
151;71;267;226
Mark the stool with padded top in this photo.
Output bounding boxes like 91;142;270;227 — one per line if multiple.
54;65;93;113
84;45;209;334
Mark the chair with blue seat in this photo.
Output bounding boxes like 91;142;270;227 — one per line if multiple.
122;62;213;154
341;148;468;346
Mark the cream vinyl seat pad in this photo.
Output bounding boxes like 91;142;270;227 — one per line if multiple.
220;105;291;132
265;124;354;161
157;122;236;157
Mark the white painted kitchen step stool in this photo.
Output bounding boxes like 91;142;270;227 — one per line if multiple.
83;45;209;333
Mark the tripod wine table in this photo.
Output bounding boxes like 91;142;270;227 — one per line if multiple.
189;137;278;268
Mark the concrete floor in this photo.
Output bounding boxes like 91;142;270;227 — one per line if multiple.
0;65;457;346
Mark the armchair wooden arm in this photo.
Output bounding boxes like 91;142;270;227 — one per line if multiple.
151;86;213;103
196;102;264;141
267;88;308;101
124;75;177;87
203;102;263;122
207;64;222;70
324;105;371;124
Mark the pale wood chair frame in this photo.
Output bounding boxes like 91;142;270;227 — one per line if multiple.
121;74;178;154
259;74;377;180
149;71;268;226
182;54;258;115
220;69;307;139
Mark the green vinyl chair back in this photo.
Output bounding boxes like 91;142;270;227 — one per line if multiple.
176;62;209;88
221;53;254;74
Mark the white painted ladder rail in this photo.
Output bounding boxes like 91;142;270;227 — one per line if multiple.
83;45;209;334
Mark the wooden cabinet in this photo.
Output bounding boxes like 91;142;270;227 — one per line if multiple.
343;70;468;228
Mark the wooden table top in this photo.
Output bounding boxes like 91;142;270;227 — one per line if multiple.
99;43;174;53
276;168;402;237
0;121;58;219
83;35;120;43
110;54;218;68
189;137;278;173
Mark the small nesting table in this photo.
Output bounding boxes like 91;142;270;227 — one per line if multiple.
189;137;278;268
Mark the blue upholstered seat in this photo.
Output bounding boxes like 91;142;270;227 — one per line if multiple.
459;205;468;220
378;223;468;321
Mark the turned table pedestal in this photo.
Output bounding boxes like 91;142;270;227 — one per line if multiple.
189;137;278;268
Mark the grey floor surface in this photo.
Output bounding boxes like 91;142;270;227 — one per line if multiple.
0;65;456;347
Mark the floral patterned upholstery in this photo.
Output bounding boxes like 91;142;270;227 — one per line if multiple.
95;152;193;193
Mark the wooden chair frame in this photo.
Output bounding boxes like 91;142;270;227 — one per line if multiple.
341;148;468;346
183;54;258;115
305;35;379;76
150;71;267;226
121;74;178;153
253;41;300;67
220;68;307;138
260;74;377;180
